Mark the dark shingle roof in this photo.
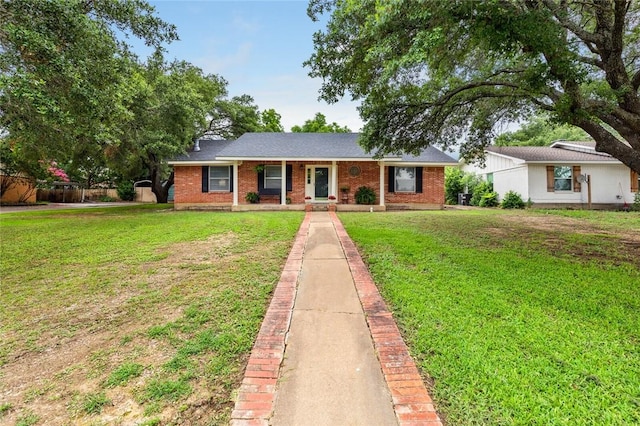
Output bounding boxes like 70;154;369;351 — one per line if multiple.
486;144;618;163
217;133;369;159
401;146;460;163
171;139;233;162
170;133;457;164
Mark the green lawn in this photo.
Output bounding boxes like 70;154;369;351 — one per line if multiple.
0;205;303;425
339;209;640;425
3;206;639;425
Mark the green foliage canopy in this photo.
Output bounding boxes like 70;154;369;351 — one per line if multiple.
291;112;351;132
495;115;590;146
306;0;640;172
0;0;177;165
260;109;285;132
111;53;224;203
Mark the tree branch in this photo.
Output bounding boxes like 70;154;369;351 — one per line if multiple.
632;69;640;91
429;81;524;108
540;0;602;45
577;55;604;69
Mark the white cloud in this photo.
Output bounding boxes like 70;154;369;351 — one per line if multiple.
230;13;261;35
195;41;254;76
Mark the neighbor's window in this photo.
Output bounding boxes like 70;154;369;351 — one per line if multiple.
264;165;282;189
395;167;416;192
209;166;230;191
554;166;572;191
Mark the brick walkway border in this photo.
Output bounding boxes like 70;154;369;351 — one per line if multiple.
231;212;442;425
330;212;442;426
230;213;311;426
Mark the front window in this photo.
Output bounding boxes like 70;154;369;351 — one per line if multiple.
264;165;282;189
395;167;416;192
554;166;572;191
209;166;230;191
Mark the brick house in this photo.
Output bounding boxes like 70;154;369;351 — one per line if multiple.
168;133;457;211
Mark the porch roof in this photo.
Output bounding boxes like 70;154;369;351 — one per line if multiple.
169;133;457;165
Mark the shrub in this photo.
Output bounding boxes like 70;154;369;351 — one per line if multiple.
116;181;136;201
479;191;499;207
632;192;640;212
470;181;493;206
501;191;525;209
245;192;260;204
354;186;376;205
444;167;465;204
99;195;117;202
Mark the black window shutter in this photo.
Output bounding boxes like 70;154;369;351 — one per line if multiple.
202;166;209;192
388;166;395;192
257;169;265;193
416;167;423;193
229;166;234;192
286;165;293;192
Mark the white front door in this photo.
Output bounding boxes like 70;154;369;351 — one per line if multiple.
305;166;331;200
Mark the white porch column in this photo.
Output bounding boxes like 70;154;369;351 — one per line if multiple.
379;162;385;206
233;161;239;206
281;160;287;205
332;161;338;197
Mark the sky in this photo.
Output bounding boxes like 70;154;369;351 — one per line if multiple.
132;0;364;132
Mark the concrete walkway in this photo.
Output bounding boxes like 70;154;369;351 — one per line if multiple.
231;212;442;426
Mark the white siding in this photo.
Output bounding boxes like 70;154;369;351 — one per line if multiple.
494;166;529;200
529;164;634;205
528;165;582;203
462;153;519;176
582;164;636;204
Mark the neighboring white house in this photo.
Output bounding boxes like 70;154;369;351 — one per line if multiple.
461;141;639;208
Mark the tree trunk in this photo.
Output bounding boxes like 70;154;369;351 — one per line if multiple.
575;118;640;174
150;168;174;204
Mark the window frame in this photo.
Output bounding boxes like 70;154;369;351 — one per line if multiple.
554;166;573;191
394;166;416;193
208;166;231;192
264;165;283;190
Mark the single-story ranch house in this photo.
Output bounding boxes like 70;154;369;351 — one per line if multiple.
461;141;639;209
168;133;457;211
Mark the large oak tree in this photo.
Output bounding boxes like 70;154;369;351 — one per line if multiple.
306;0;640;172
0;0;177;166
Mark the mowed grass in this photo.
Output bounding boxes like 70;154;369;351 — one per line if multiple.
339;209;640;425
0;205;303;425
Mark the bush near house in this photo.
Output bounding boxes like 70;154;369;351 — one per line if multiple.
501;191;525;209
633;192;640;211
354;186;376;205
469;181;493;206
117;181;136;201
478;191;499;207
445;168;493;206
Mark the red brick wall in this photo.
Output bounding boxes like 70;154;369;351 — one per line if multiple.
173;165;233;204
385;166;445;204
336;162;379;203
173;163;445;206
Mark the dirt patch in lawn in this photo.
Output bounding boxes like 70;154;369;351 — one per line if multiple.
0;231;266;425
494;213;640;266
